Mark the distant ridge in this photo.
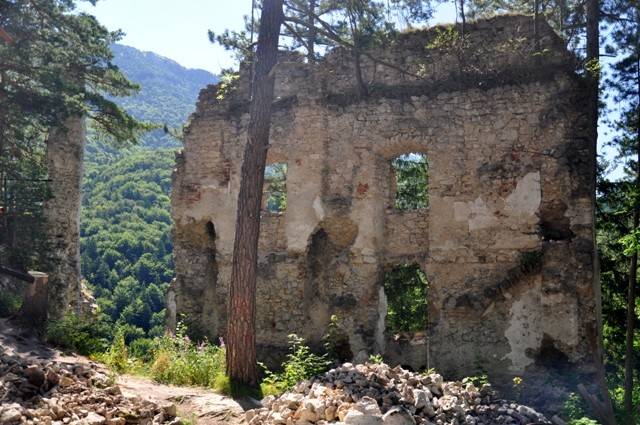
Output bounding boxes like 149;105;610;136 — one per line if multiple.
110;43;219;149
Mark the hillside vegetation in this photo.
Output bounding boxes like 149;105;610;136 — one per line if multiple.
79;44;217;341
81;150;174;339
110;44;218;149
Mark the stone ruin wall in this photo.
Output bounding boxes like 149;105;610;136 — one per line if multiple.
169;15;602;411
43;116;86;319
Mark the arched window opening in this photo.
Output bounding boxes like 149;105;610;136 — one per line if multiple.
391;153;428;211
383;263;428;334
263;163;287;213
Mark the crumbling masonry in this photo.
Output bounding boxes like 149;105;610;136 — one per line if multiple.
169;15;603;411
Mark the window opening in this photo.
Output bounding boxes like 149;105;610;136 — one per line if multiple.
263;163;287;213
391;153;428;210
383;263;429;334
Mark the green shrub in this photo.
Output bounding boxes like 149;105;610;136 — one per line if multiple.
0;289;22;317
462;373;490;387
130;337;155;361
46;313;112;355
368;354;384;364
102;329;129;372
261;334;330;395
563;392;600;425
116;323;146;344
149;322;226;390
568;418;599;425
606;381;640;424
322;315;352;363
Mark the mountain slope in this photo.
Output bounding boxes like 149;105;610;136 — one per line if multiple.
110;43;218;148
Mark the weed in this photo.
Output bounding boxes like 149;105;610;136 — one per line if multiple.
368;354;384;364
261;334;330;395
46;313;112;355
0;289;22;317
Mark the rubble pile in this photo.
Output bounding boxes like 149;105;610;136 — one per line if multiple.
0;349;179;425
247;363;551;425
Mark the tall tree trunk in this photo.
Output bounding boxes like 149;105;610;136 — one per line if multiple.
625;211;638;424
43;115;85;321
346;7;367;99
624;57;640;425
534;0;540;52
306;0;316;61
226;0;283;387
459;0;466;35
585;1;617;423
352;48;367;99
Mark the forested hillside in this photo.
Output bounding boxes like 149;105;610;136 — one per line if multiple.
80;44;217;340
110;44;217;149
81;150;174;338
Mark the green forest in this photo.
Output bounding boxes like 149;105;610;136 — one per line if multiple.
81;149;175;340
1;0;640;424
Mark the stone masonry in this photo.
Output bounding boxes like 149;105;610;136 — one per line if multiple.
43;116;85;320
170;15;603;411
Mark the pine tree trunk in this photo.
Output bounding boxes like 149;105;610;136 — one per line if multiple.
625;212;638;423
585;1;617;423
459;0;466;35
226;0;283;387
353;49;367;99
624;60;640;425
533;0;540;52
307;0;316;61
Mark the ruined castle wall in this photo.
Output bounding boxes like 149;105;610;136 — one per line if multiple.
170;15;600;411
43;116;85;320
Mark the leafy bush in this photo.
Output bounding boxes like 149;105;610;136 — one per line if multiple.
462;374;489;387
46;313;113;355
261;334;331;396
0;289;22;317
102;329;129;372
606;381;640;424
322;315;353;363
563;392;601;425
129;337;155;361
149;323;226;390
116;323;146;345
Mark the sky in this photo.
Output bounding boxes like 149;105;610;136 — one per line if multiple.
77;0;457;74
77;0;252;73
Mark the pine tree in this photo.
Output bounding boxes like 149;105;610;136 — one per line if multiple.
603;2;640;422
226;0;285;387
0;0;150;315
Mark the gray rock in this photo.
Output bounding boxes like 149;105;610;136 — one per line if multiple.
0;405;23;423
82;412;106;425
343;410;383;425
413;389;430;409
242;362;551;425
382;407;416;425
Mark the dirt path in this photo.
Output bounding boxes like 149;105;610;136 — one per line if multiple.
0;318;248;424
117;374;247;424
